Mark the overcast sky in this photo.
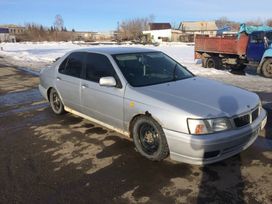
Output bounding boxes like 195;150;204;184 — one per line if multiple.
0;0;271;31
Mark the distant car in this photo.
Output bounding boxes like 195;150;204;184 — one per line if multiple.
39;47;267;165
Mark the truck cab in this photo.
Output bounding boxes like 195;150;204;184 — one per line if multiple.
258;42;272;78
247;31;272;63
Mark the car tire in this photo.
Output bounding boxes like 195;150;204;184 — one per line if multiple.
49;88;65;115
132;116;169;161
262;58;272;78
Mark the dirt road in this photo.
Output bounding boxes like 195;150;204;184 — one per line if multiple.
0;65;271;204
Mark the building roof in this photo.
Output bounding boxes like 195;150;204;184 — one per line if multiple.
179;21;218;31
149;23;171;30
0;24;25;29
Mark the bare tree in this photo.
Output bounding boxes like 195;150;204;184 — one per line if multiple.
54;15;64;31
266;19;272;27
245;18;263;26
215;17;240;31
118;15;154;41
16;22;74;42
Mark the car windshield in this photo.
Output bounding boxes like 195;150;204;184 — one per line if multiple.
112;52;193;87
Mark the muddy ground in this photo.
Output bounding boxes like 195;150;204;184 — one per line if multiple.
0;65;271;204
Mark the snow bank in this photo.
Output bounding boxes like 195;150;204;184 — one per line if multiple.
0;41;244;77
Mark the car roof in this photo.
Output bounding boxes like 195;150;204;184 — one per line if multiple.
74;47;159;55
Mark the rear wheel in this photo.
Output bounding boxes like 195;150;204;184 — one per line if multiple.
49;88;65;115
132;116;169;161
262;58;272;78
206;57;222;69
206;57;215;68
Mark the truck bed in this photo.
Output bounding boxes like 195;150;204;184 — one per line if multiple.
195;34;249;58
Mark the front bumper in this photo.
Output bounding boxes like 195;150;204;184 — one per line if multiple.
164;109;267;165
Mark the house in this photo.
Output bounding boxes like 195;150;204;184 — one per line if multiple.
0;27;16;42
142;22;178;43
92;31;114;41
0;24;26;34
178;21;218;41
73;31;114;42
142;28;183;43
73;31;97;41
142;29;172;43
142;29;184;43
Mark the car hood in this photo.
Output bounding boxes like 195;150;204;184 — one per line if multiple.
135;77;260;118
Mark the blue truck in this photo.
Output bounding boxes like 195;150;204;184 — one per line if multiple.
195;24;272;78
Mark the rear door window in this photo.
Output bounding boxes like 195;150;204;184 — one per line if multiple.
59;52;85;78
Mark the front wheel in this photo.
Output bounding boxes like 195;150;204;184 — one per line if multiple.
49;88;65;115
132;116;169;161
262;58;272;78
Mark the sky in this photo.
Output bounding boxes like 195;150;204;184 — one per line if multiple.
0;0;271;31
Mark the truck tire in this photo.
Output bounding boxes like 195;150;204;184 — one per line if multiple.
206;57;215;68
132;115;169;161
202;58;208;68
262;58;272;78
206;57;221;69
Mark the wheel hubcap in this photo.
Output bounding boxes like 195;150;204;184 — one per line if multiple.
138;123;159;154
207;60;214;68
52;93;61;111
266;63;272;75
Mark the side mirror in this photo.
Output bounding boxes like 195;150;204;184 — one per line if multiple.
99;76;116;87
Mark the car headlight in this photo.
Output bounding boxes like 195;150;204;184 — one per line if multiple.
187;118;232;135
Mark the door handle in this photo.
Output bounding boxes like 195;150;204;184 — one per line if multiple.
56;77;61;81
81;84;88;89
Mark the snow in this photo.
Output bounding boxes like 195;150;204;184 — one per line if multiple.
0;41;83;63
0;41;271;93
0;41;228;76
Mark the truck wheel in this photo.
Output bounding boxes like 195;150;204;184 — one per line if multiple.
132;116;169;161
206;57;221;69
206;57;215;68
202;58;208;68
262;58;272;78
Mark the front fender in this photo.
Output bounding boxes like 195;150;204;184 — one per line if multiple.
123;97;190;135
257;48;272;73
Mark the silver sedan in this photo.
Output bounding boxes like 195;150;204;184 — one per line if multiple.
39;47;267;165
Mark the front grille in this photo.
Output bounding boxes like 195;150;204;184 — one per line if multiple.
234;114;250;127
233;106;259;128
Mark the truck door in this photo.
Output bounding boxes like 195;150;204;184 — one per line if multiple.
247;31;266;62
265;31;272;47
